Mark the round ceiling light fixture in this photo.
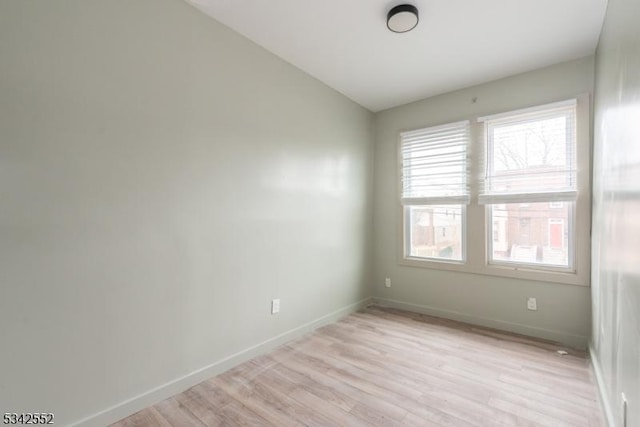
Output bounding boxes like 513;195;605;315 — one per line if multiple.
387;4;419;33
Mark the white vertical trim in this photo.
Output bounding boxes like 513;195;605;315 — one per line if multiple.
589;345;616;427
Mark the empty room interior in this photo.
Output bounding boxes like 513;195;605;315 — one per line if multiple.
1;0;639;426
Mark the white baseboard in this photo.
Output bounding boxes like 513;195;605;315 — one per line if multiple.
589;344;616;427
371;297;588;349
71;297;372;427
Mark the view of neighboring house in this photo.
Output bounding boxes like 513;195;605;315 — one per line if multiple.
408;205;463;259
491;201;569;266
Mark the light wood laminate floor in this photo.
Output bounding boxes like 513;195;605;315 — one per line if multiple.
112;306;604;426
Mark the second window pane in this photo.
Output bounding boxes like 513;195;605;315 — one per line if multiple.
489;202;571;268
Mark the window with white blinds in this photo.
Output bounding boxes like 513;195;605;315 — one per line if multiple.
478;100;577;204
397;96;589;282
400;120;470;205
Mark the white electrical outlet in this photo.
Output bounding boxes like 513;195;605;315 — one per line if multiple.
622;392;628;427
385;278;391;288
527;297;537;311
271;299;280;314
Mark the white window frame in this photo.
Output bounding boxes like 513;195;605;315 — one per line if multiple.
483;100;577;273
399;120;470;266
398;95;591;286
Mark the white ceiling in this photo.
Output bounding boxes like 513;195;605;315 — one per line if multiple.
186;0;608;112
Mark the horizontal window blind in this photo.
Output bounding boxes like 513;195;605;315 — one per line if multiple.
400;121;470;205
478;100;576;204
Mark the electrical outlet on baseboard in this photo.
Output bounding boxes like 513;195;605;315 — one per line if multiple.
527;297;537;311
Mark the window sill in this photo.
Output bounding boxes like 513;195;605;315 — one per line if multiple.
399;256;588;286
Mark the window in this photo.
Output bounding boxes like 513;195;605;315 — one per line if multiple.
480;100;576;271
398;97;590;285
400;121;470;262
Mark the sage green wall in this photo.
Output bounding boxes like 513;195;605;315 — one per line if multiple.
591;0;640;425
372;57;594;348
0;1;373;425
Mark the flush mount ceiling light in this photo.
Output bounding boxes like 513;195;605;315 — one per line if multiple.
387;4;419;33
